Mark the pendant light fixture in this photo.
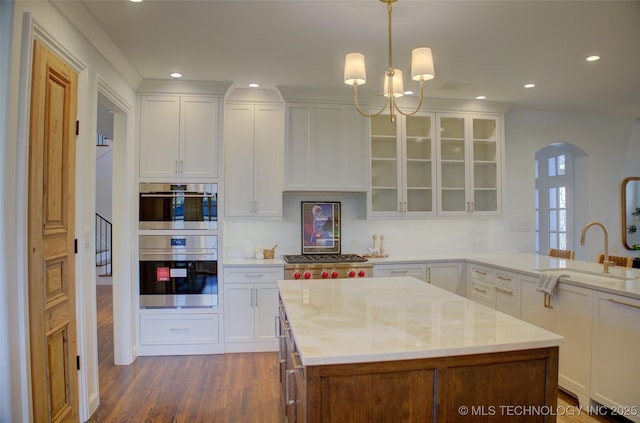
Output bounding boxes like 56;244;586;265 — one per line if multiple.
343;0;435;122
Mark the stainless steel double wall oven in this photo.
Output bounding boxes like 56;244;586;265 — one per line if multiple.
139;183;219;308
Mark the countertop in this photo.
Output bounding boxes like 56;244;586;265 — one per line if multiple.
278;276;563;366
226;253;640;299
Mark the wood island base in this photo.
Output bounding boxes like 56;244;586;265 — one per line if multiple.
282;346;559;423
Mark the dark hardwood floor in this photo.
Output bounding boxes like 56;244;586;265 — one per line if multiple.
88;286;282;422
90;285;625;423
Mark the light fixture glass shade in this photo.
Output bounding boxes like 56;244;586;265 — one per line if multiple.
411;47;435;81
344;53;367;86
383;69;404;97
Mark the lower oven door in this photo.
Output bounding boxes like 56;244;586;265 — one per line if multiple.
139;260;218;308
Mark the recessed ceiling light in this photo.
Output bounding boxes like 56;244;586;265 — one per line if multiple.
248;83;260;88
404;90;414;95
586;55;601;62
524;83;536;89
129;0;143;3
476;95;486;100
170;72;182;78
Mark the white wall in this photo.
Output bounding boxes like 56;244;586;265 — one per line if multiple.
224;111;639;262
0;2;14;421
4;2;138;421
504;110;637;260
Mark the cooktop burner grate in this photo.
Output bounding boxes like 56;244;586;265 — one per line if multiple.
282;254;367;264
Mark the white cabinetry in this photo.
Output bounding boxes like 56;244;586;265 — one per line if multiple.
285;103;369;191
223;266;283;352
591;292;640;421
373;262;427;282
493;269;518;317
466;265;518;317
224;103;283;217
553;283;592;408
518;275;553;330
519;275;592;408
369;113;437;217
139;95;221;181
426;261;465;296
138;309;223;355
436;113;501;216
467;264;495;307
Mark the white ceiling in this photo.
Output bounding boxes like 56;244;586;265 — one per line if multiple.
73;0;640;118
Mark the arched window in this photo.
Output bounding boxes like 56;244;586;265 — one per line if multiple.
535;143;586;254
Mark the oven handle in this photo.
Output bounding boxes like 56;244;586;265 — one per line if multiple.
139;253;218;261
140;193;214;198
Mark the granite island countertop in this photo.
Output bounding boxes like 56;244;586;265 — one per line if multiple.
278;276;563;366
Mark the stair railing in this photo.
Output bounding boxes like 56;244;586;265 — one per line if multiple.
95;213;112;276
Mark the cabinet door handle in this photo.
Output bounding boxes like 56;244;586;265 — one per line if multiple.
470;201;474;212
497;276;512;282
543;293;553;309
475;270;487;276
390;270;409;274
427;267;431;283
245;273;264;278
275;315;282;338
495;286;514;295
285;369;296;405
607;298;640;309
474;287;487;294
175;160;179;175
169;327;189;333
255;288;259;307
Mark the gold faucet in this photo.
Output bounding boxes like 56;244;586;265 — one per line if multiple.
580;221;609;273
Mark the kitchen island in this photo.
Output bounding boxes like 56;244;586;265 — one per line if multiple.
278;276;563;422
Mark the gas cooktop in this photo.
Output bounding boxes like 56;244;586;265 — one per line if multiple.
282;254;367;264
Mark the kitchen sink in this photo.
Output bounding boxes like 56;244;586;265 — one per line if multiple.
533;267;632;282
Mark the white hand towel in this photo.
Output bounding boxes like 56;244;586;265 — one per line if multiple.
536;271;570;295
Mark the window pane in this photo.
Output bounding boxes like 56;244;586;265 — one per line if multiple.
549;188;557;209
535;210;539;231
559;233;567;250
535;189;539;208
558;186;566;209
549;210;557;231
550;235;558;249
558;155;566;176
534;159;539;179
559;209;566;231
548;157;556;176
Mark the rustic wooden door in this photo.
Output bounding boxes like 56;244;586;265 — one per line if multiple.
28;39;79;423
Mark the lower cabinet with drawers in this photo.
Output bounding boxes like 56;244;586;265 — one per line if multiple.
138;309;223;355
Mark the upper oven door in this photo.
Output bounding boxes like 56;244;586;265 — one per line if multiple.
139;183;217;230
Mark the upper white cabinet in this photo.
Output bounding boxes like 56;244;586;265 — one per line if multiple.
369;113;437;217
139;95;221;181
224;102;284;218
436;113;502;216
285;103;369;191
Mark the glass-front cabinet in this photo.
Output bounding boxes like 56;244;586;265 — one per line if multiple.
370;113;436;217
436;113;501;216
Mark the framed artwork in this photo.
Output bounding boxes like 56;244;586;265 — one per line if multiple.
301;201;341;254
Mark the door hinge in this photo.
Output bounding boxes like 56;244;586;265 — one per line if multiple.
74;239;78;254
76;355;80;371
76;120;79;136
